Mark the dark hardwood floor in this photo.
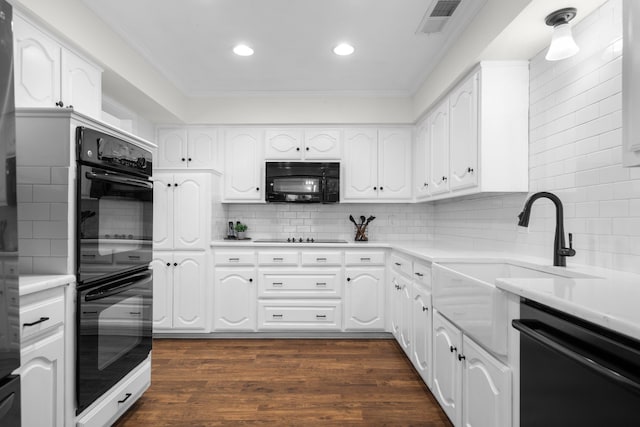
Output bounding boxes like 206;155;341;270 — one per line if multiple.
114;339;452;426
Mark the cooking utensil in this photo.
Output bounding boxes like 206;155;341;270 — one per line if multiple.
360;215;366;226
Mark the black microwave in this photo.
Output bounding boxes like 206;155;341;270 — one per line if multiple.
266;162;340;203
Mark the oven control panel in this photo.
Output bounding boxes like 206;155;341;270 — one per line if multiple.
77;126;152;176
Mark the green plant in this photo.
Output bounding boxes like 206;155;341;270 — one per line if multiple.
234;222;248;232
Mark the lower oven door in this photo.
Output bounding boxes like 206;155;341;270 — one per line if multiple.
76;269;152;414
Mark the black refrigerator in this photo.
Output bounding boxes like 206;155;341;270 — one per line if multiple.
0;0;21;425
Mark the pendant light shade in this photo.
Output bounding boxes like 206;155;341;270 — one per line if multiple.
544;8;579;61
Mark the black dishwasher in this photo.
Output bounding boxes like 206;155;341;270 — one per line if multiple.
512;299;640;427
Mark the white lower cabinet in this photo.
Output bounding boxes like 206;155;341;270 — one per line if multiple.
16;284;68;427
411;282;432;388
390;272;412;356
214;268;257;331
344;267;385;330
151;252;208;331
20;331;64;427
432;310;511;427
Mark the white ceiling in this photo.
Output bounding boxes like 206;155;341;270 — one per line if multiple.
80;0;485;97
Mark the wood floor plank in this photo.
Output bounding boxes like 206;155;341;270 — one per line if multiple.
113;339;452;427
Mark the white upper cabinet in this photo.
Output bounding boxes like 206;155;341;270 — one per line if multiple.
223;128;264;202
422;61;529;201
264;128;341;160
13;14;102;119
449;73;478;191
264;129;303;160
429;100;450;196
304;129;341;159
414;121;430;201
156;127;220;170
344;127;412;201
153;173;210;250
624;0;640;166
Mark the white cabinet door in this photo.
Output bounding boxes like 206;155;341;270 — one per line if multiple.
157;128;188;169
60;48;102;119
304;129;341;159
449;72;479;191
214;269;256;331
412;283;432;388
343;128;378;200
429;100;450;196
172;174;209;250
264;129;303;160
224;128;263;201
390;276;401;338
152;173;174;250
432;310;463;426
398;277;412;355
187;128;220;170
13;15;61;109
19;331;64;427
153;173;208;251
462;335;511;427
172;252;207;330
378;128;412;200
414;121;430;201
150;255;173;330
344;268;385;330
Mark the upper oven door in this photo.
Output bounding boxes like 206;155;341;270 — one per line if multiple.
77;164;153;284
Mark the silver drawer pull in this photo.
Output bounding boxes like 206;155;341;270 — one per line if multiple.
315;282;327;287
228;257;240;262
272;282;284;287
273;257;284;261
415;272;424;277
272;314;283;319
316;257;327;262
394;262;401;266
128;255;141;260
360;257;371;261
316;314;327;319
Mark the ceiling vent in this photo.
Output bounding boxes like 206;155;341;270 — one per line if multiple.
416;0;462;34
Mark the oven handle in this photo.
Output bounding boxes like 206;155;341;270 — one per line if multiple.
512;319;640;394
85;271;152;302
85;171;152;189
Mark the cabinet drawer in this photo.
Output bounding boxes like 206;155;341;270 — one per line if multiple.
258;300;342;330
301;251;342;266
257;251;298;266
344;251;385;266
390;253;412;277
76;358;151;427
214;251;256;266
258;271;342;298
20;288;65;341
413;261;432;290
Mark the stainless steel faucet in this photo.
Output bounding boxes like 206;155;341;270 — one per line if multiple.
517;191;576;267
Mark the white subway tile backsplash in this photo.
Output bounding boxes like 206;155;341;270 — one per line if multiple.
33;184;68;203
17;166;50;184
33;221;68;239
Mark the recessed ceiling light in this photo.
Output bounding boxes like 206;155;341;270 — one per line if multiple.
333;43;355;56
233;44;254;56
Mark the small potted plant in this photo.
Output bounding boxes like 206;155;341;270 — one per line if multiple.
234;221;248;240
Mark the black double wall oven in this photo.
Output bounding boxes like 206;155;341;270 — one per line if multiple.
75;127;153;414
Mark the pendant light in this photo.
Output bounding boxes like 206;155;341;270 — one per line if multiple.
545;8;579;61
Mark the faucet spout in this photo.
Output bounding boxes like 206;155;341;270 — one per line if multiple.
517;191;575;267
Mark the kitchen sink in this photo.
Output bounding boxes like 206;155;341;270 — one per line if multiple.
438;261;599;283
432;262;597;357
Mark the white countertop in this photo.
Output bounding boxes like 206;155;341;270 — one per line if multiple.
212;239;640;341
19;274;75;296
